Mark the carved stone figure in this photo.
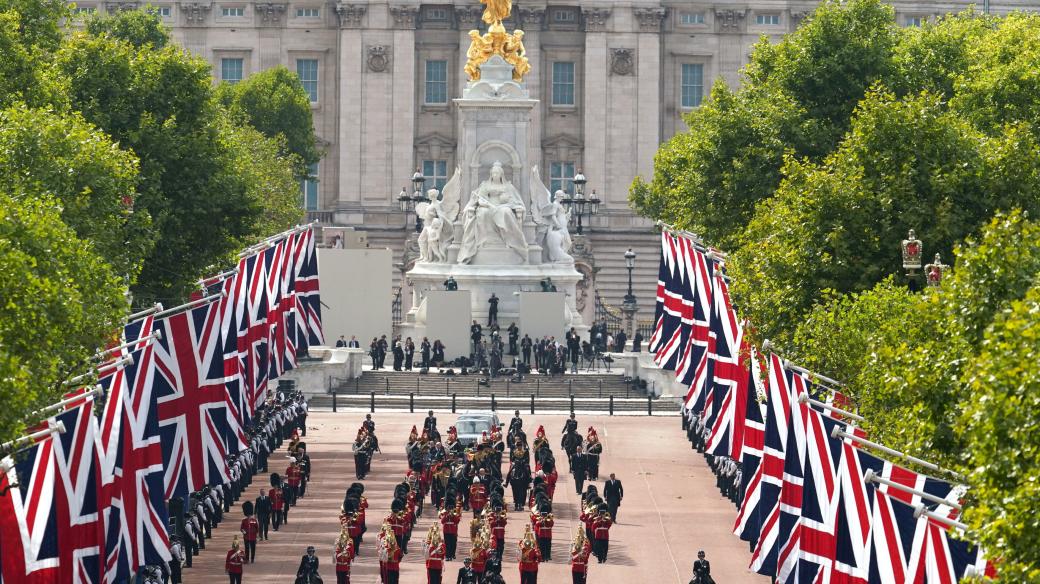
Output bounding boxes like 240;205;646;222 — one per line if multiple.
458;162;528;264
531;165;574;264
416;168;461;264
479;0;511;26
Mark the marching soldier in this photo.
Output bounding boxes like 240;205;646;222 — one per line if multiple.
570;526;593;584
518;525;543;584
591;505;613;563
168;535;184;584
533;503;554;561
379;524;403;584
469;477;488;517
439;498;462;560
254;488;272;540
334;530;355;584
424;524;447;584
225;537;244;584
286;457;302;507
470;528;490;581
240;501;259;563
269;474;285;531
585;428;603;480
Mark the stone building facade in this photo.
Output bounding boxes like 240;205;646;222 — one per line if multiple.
69;0;1035;322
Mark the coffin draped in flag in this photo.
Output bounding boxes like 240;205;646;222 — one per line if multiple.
153;299;233;503
99;316;172;583
0;439;59;583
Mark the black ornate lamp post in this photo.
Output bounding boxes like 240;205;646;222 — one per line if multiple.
624;248;636;303
563;169;600;235
398;169;430;232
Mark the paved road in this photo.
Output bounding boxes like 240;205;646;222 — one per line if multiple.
183;412;765;583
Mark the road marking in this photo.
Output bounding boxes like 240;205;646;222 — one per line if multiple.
639;458;684;583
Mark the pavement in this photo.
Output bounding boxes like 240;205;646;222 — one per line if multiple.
183;412;765;583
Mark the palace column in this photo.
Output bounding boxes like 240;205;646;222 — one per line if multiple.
334;2;366;216
517;6;546;178
581;7;611;197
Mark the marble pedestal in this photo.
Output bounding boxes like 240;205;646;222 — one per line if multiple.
398;261;588;342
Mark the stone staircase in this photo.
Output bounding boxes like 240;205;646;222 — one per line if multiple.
307;369;679;414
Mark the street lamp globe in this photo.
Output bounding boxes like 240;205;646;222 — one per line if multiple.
411;168;426;195
624;248;636;269
573;169;587;196
589;189;601;216
398;187;410;212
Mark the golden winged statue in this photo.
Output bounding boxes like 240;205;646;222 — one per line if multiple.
480;0;511;26
465;0;529;81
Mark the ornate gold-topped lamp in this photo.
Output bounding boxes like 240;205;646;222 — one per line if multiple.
465;0;530;81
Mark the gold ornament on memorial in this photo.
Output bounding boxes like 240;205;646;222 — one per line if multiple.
465;0;530;82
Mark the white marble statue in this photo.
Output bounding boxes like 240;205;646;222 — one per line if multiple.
416;168;461;263
458;161;529;264
531;165;574;264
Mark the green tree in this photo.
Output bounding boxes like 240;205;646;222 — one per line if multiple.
961;280;1040;581
0;107;152;280
215;66;321;178
52;33;285;302
0;189;128;441
86;7;170;48
220;120;305;237
731;89;1040;345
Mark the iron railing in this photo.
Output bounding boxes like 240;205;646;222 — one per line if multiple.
391;286;403;325
593;291;624;337
305;210;334;224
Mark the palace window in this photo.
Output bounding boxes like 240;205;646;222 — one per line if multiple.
221;58;243;84
296;7;319;17
422;160;449;191
425;60;448;104
755;13;780;25
681;63;704;108
680;12;705;25
296;58;319;102
552;61;575;106
301;163;319;210
550;161;576;195
221;6;244;17
904;15;924;27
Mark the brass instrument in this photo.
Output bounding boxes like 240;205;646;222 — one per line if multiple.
572;524;588;553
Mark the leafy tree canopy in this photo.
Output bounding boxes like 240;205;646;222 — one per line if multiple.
85;7;170;48
215;66;321;178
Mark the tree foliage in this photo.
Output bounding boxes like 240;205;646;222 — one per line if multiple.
0;190;127;441
85;7;170;48
214;66;321;179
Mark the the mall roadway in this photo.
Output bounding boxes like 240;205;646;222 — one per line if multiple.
184;412;765;583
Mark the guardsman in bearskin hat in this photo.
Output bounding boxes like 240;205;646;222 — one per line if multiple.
240;500;259;563
269;473;286;531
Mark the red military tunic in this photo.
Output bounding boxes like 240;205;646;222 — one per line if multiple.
271;487;284;511
471;548;489;574
593;516;612;542
439;508;460;535
336;540;355;573
240;516;259;542
571;541;592;573
225;549;244;574
286;464;302;487
425;542;446;570
384;546;403;572
386;512;407;540
534;514;554;540
489;513;507;542
545;470;558;499
469;483;488;513
518;545;542;573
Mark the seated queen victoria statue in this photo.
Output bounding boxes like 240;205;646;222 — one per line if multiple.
457;161;529;264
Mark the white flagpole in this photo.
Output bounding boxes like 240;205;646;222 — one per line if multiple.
797;392;865;422
31;385;103;418
0;420;66;453
238;222;317;258
864;469;963;511
127;302;164;322
152;292;223;320
95;329;162;360
833;426;965;481
66;353;135;385
197;267;240;287
913;505;968;531
655;220;729;259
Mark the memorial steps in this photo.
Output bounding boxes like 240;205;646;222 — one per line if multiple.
307;370;679;414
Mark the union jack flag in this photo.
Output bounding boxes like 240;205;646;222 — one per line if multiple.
650;233;686;369
296;227;324;347
733;348;766;544
219;264;250;452
702;273;750;456
749;356;810;576
152;300;232;502
0;439;59;583
238;251;272;416
99;316;172;583
677;243;714;409
264;238;290;381
51;397;105;584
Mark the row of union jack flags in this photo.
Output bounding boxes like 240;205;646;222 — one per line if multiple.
0;226;323;584
648;230;996;583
